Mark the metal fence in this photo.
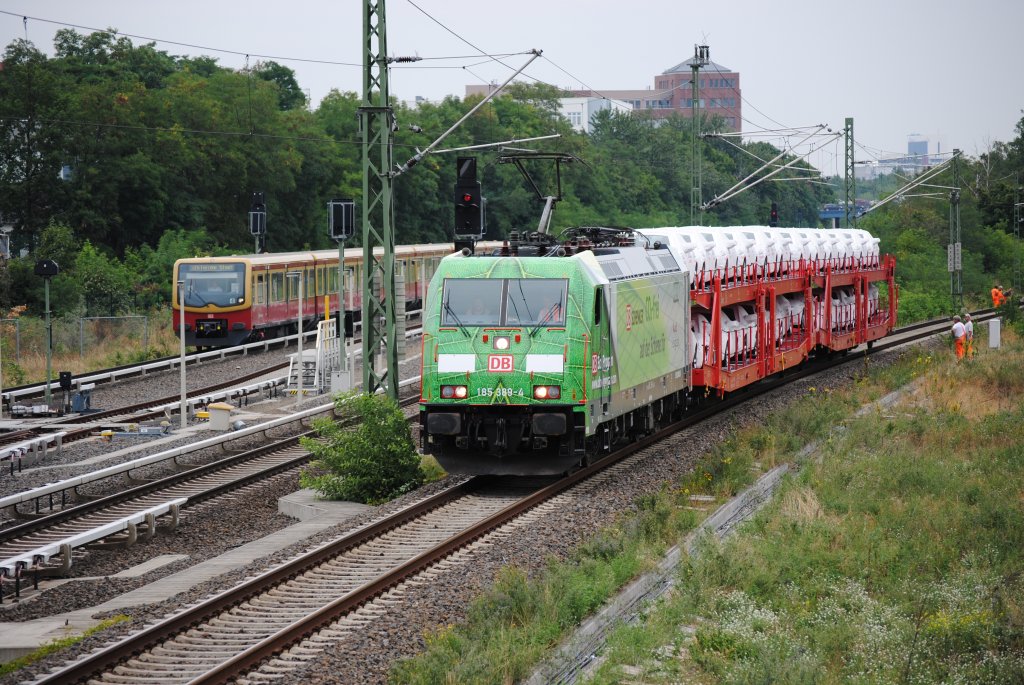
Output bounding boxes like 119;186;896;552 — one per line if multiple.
0;315;149;362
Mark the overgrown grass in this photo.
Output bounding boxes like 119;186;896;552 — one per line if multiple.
2;310;179;386
419;455;447;484
0;615;130;676
585;340;1024;684
391;350;937;683
390;495;702;685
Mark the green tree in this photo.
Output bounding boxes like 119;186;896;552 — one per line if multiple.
299;391;424;504
75;241;133;315
254;61;306;111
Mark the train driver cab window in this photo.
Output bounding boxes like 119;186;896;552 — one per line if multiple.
179;262;246;307
505;279;567;327
442;279;503;326
442;278;568;327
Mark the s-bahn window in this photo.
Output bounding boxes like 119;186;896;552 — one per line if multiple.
271;273;284;303
179;262;246;307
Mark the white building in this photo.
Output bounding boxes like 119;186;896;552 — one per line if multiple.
558;97;633;134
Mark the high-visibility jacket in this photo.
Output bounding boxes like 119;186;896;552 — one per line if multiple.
992;288;1005;307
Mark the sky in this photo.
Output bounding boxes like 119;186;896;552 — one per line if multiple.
2;0;1023;177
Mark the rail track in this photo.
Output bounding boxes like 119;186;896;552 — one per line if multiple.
58;361;289;425
29;311;972;684
0;392;422;564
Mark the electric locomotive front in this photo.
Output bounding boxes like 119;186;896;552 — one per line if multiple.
420;233;692;476
419;252;595;475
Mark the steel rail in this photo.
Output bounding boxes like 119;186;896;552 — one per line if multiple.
57;362;289;424
0;393;421;544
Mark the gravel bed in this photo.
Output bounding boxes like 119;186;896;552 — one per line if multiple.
1;343;928;685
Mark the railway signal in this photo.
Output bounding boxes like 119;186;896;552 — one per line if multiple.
454;157;484;243
34;259;59;408
328;199;355;241
249;192;267;254
327;199;355;392
770;202;779;227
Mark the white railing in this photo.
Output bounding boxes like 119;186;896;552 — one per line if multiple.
0;498;187;576
0;432;67;471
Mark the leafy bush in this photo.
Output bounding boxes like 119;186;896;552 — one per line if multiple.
299;391;423;504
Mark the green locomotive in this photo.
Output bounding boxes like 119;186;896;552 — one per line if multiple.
419;228;691;475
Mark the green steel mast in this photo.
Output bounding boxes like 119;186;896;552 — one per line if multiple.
360;0;398;399
844;117;856;227
950;149;963;309
1014;175;1021;294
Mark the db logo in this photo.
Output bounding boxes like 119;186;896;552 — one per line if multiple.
488;355;513;372
625;304;633;331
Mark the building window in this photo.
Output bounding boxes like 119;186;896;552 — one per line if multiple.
568;111;582;127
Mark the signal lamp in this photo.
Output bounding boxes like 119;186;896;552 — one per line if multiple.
493;336;511;350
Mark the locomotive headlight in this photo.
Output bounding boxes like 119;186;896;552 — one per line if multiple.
442;385;468;399
493;336;511;350
533;385;561;400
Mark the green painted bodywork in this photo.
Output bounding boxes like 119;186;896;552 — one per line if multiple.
420;250;690;436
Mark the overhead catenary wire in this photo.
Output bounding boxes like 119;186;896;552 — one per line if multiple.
0;9;525;71
703;125;838;208
711;134;821;174
861;153;959;215
0;113;475;151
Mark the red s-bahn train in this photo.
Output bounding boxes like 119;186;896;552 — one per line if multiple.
172;244;499;348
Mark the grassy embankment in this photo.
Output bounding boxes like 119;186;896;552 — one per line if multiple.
392;327;1024;684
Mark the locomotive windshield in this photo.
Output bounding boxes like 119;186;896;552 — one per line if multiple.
442;278;567;327
178;262;246;307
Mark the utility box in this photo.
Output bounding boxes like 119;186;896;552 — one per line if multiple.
207;402;235;431
989;318;1001;349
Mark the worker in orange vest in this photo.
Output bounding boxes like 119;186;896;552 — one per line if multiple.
951;315;966;361
992;284;1005;307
